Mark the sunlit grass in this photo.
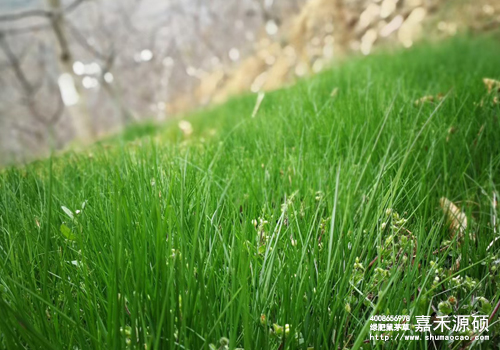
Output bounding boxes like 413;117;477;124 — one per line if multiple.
1;35;500;350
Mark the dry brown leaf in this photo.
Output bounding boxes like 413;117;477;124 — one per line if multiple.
446;126;457;142
414;95;434;105
483;78;500;94
440;197;469;240
451;254;462;272
414;93;444;106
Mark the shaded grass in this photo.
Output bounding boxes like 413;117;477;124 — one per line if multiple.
1;35;500;349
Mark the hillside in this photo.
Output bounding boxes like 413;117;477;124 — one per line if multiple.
1;35;500;349
169;0;500;114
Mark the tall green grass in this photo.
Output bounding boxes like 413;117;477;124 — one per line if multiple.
1;35;500;349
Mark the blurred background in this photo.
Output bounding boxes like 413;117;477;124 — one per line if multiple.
0;0;498;164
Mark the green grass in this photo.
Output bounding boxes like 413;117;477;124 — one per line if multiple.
1;35;500;350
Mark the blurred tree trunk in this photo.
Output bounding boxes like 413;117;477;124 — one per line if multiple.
46;0;94;142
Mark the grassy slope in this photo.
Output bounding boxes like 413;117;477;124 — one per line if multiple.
1;35;500;350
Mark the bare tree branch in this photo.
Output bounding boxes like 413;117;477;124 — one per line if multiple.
0;33;34;95
0;33;63;126
1;24;52;36
65;20;108;60
0;0;86;22
64;0;87;14
0;9;51;23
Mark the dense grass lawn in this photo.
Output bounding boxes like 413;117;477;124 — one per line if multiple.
1;35;500;350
